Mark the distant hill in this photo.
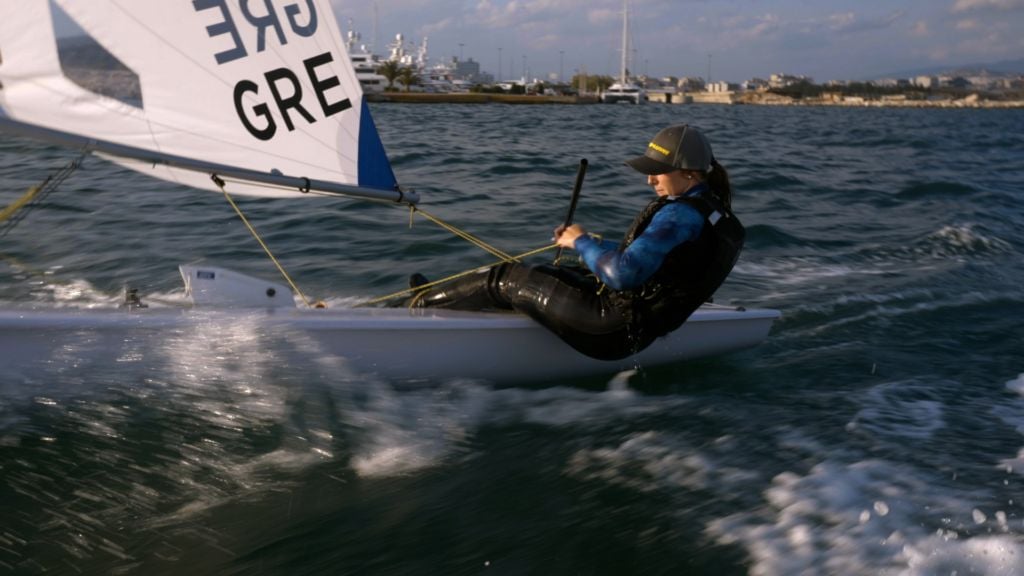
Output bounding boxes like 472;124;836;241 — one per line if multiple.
55;35;140;103
57;35;127;71
876;58;1024;80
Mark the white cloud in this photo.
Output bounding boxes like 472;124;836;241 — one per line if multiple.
951;0;1024;12
910;20;930;36
720;13;781;41
420;16;455;37
955;18;979;28
827;12;856;30
825;10;905;34
470;0;596;29
587;7;619;26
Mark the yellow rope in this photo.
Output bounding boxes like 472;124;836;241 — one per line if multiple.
4;158;546;312
0;185;44;223
357;204;588;307
211;176;556;310
412;207;518;262
357;242;558;307
1;154;84;239
216;178;318;309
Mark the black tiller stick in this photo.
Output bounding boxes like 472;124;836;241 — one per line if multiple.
554;158;588;264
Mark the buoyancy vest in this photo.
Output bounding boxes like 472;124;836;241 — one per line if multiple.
613;191;745;339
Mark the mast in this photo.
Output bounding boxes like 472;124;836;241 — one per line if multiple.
620;0;629;84
372;1;379;54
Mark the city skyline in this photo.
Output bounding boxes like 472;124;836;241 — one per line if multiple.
330;0;1024;83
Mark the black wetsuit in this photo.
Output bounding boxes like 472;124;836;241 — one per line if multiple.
403;185;744;360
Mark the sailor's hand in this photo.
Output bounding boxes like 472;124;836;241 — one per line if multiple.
554;224;586;249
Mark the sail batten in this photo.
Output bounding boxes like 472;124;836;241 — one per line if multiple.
0;0;401;200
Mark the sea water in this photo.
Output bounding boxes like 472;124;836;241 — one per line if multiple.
1;103;1023;574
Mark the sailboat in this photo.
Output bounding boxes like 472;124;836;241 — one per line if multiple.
601;0;646;104
0;1;778;383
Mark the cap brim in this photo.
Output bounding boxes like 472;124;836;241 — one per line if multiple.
625;155;676;175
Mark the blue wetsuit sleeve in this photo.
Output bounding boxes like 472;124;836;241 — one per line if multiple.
574;202;704;290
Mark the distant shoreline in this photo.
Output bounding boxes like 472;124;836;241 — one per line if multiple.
723;92;1024;109
364;92;598;105
58;70;1024;109
367;91;1023;108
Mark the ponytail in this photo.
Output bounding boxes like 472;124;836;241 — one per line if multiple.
707;159;732;210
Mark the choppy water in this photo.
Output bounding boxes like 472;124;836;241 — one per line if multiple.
1;103;1024;575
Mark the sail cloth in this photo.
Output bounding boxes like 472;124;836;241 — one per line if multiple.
0;0;403;200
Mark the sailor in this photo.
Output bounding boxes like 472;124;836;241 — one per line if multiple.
400;124;745;361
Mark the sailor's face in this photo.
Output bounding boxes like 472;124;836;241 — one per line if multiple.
647;170;689;197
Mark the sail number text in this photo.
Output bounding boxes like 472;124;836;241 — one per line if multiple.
193;0;352;141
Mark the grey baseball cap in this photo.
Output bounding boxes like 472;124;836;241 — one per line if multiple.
626;124;714;174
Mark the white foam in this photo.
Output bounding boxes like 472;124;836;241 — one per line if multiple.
346;378;682;478
736;258;864;287
1006;374;1024;396
926;224;1012;256
350;444;437;478
707;459;1024;575
565;429;764;497
847;380;947;441
902;534;1024;576
342;379;495;478
994;374;1024;474
29;277;120;307
791;289;1013;339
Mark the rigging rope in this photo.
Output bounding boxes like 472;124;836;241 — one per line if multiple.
0;154;84;238
411;206;518;262
351;202;573;307
2;156;556;311
213;176;558;310
212;174;321;309
356;242;558;307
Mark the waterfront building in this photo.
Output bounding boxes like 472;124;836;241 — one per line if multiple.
744;78;771;91
677;77;705;92
914;76;938;89
770;73;812;88
451;57;492;84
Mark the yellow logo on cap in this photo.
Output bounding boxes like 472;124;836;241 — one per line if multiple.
648;142;670;156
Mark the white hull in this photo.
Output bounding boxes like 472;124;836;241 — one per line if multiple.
0;304;778;384
601;83;646;104
601;93;645;104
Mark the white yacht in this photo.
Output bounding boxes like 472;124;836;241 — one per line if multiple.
603;82;646;104
345;23;387;93
601;0;646;104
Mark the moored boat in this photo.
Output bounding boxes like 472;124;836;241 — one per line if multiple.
602;82;647;104
600;0;646;104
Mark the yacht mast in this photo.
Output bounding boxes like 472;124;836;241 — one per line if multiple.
620;0;629;84
372;1;379;54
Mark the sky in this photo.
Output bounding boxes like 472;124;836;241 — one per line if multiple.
330;0;1024;82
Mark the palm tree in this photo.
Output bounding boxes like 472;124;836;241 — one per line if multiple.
592;75;615;94
378;60;401;91
571;74;614;94
397;66;420;92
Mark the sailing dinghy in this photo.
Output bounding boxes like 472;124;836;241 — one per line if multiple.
0;1;779;383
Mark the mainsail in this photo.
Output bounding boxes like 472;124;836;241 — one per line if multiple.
0;1;412;203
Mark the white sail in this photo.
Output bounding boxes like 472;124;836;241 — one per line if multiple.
0;0;402;200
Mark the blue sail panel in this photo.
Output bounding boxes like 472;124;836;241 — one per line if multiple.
357;100;397;190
